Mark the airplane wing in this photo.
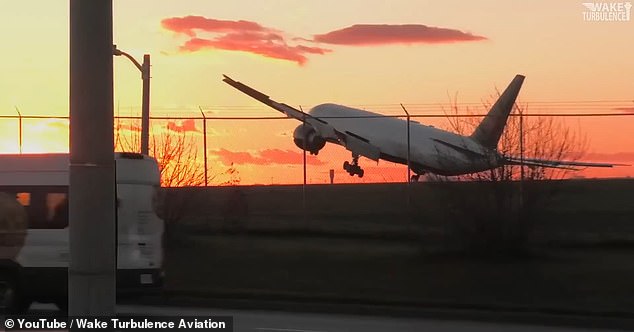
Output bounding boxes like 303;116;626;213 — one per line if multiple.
503;156;629;170
222;75;381;161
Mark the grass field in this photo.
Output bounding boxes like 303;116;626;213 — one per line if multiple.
159;179;634;316
164;178;634;245
163;234;634;316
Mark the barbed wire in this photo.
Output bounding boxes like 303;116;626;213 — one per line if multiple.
2;113;632;121
2;99;632;119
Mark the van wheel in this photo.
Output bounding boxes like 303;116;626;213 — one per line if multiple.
0;274;30;314
55;298;68;313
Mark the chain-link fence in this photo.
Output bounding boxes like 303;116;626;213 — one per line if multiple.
1;106;632;186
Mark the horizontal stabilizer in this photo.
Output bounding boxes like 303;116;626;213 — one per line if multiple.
504;156;629;169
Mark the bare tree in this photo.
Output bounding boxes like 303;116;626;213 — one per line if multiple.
114;118;240;187
426;94;588;256
441;93;588;182
114;118;240;246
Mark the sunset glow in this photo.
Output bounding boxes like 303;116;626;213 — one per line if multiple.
1;1;632;185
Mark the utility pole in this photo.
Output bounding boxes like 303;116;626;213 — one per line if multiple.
69;0;116;316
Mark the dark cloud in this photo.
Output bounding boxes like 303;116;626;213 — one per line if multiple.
161;16;331;65
313;24;487;46
211;148;326;166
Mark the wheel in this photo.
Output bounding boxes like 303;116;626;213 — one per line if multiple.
358;169;364;178
55;297;68;313
0;274;30;314
343;161;350;170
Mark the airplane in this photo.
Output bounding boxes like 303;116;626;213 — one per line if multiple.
222;74;624;181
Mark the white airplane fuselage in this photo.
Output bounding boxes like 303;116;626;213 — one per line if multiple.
309;103;500;176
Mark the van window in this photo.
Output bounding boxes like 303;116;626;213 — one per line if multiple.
16;193;30;206
0;187;68;229
46;193;68;227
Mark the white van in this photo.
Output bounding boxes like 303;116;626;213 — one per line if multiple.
0;152;164;313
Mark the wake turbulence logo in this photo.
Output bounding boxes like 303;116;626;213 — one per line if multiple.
582;2;632;21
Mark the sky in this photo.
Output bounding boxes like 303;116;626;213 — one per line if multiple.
0;0;633;184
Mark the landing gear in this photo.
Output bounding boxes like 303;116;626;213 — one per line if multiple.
410;169;425;182
343;154;364;178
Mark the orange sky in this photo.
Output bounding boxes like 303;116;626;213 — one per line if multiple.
0;1;633;185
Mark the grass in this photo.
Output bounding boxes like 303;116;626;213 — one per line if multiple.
157;179;634;316
162;234;634;316
166;179;634;239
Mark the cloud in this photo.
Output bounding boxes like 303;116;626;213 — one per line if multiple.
166;119;200;133
161;16;267;37
614;107;634;113
313;24;487;46
211;148;326;166
161;16;331;65
161;16;486;64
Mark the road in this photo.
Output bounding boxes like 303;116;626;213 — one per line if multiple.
29;303;623;331
118;305;620;332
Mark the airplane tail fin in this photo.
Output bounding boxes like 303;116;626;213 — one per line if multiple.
470;75;525;150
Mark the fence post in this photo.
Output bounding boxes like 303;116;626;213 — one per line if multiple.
15;107;23;153
300;107;307;222
519;106;525;217
400;104;411;214
199;107;208;186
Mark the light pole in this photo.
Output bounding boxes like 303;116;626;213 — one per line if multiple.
113;45;150;155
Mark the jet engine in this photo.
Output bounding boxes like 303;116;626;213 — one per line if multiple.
293;124;326;155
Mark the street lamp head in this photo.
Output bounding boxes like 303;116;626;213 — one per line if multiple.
112;44;122;56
